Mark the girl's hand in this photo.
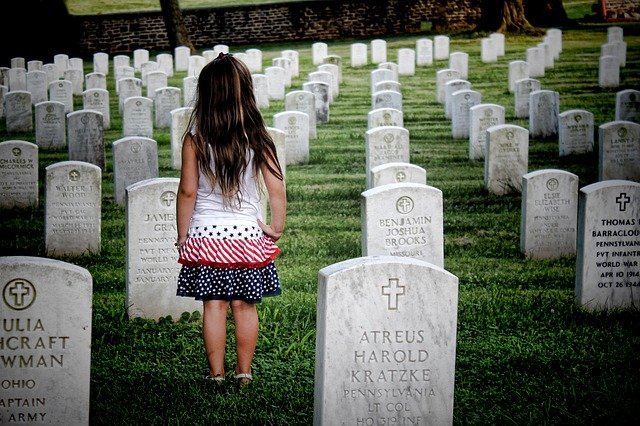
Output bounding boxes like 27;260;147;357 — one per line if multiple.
258;220;282;241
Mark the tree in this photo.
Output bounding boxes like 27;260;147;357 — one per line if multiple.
476;0;570;34
159;0;195;53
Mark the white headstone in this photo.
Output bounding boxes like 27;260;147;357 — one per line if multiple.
508;60;529;94
365;126;410;188
448;52;468;79
575;180;640;311
48;80;73;113
351;43;368;67
123;96;154;139
368;107;403;129
490;32;506;56
615;89;639;123
369;162;427;189
273;111;310;165
154;86;182;129
93;51;109;75
416;38;433;66
183;75;197;107
361;182;444;266
8;67;27;91
170;107;193;170
433;35;450;60
26;70;47;105
444;79;471;120
302;81;330;124
0;140;38;209
63;68;83;95
146;70;168;100
599;55;620;88
113;136;159;205
267;127;287;179
118;77;143;113
371;39;387;64
529;89;560;139
285;90;317;139
0;256;92;425
451;90;481;139
53;53;69;78
133;48;150;72
187;55;207;78
67;110;105;170
265;66;286;100
481;38;497;63
397;48;416;76
114;65;134;94
35;101;66;149
371;68;396;93
598;121;640;181
514;78;541;119
252;74;269;109
372;90;403;111
246;48;264;73
174;46;191;72
4;91;33;133
436;69;460;104
559;109;594;157
85;72;107;91
314;255;458;425
45;161;101;256
156;52;174;77
485;124;529;195
374;80;401;94
82;88;111;129
469;103;505;160
312;42;328;66
521;169;578;259
126;178;202;320
526;46;545;77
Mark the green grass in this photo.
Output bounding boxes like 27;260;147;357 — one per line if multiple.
1;21;639;425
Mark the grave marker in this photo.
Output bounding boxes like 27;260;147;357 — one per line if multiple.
365;126;410;188
314;256;458;425
361;183;444;267
469;104;505;160
575;180;640;311
0;140;38;209
521;169;578;259
369;162;427;189
35;101;66;149
598;121;640;181
0;256;92;425
126;178;202;320
113;136;159;205
485;124;529;195
559;109;594;157
67;110;105;170
45;161;101;256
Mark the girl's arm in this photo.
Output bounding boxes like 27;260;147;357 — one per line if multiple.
176;134;198;247
259;157;286;241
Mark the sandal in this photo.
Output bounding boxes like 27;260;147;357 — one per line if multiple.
203;374;225;383
234;372;252;387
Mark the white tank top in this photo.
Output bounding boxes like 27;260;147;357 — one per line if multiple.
190;150;264;227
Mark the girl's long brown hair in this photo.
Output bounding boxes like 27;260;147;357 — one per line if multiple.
185;53;283;205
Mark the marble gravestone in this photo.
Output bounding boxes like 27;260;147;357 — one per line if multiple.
368;108;403;129
123;96;154;139
35;101;66;149
0;256;92;425
0;140;38;209
575;180;640;311
361;183;444;268
615;89;639;123
4;91;33;133
365;126;410;188
598;121;640;182
45;161;102;257
67;110;105;170
170;106;193;170
285;90;317;139
113;136;159;206
126;178;202;321
369;162;426;189
314;256;458;425
558;109;594;157
273;111;310;165
484;124;529;195
529;90;560;139
521;169;578;259
469;104;505;161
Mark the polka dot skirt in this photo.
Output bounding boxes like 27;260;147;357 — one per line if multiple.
176;223;282;303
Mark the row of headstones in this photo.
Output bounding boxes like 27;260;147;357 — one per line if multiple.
3;174;638;423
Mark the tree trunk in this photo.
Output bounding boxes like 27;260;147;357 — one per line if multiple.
476;0;543;34
159;0;195;53
524;0;572;27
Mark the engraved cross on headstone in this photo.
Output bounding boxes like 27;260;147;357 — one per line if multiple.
8;280;31;308
160;191;176;207
382;278;405;310
616;192;631;211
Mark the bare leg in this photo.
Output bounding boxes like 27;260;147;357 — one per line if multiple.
202;300;230;377
231;300;259;376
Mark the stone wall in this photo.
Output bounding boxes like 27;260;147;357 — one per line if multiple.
76;0;481;55
601;0;640;21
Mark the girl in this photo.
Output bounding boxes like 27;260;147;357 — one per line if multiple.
175;52;286;387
